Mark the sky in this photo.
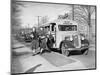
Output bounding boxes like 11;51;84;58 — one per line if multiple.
17;2;72;28
15;1;96;28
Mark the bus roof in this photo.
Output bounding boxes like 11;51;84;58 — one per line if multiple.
40;19;78;27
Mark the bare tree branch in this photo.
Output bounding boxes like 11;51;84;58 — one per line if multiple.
74;12;88;22
74;5;88;16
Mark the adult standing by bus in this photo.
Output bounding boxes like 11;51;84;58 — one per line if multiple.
47;33;55;49
31;27;40;56
38;27;48;54
39;27;55;54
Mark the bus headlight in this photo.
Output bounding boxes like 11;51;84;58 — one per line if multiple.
30;34;34;38
65;36;73;41
65;36;70;40
70;37;73;41
81;36;85;40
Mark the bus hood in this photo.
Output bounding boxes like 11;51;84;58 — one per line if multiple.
56;31;81;48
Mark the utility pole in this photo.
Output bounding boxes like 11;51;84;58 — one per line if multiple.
37;16;41;27
72;4;74;20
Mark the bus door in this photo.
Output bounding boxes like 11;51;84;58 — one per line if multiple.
49;23;56;47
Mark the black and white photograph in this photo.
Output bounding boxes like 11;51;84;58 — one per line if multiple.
11;0;96;74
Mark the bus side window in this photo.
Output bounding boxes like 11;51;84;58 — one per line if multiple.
52;25;54;31
48;26;50;31
51;23;56;31
45;26;50;32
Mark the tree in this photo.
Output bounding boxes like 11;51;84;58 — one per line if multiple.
74;5;95;26
73;5;96;39
11;0;25;33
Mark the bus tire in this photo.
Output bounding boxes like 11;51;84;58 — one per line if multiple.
61;43;69;56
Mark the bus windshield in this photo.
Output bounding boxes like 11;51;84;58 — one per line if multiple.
58;25;77;31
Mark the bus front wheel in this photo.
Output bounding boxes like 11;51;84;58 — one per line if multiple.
61;43;69;56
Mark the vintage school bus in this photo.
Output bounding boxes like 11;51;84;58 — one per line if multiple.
40;19;89;56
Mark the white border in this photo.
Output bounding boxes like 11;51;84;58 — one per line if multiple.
0;0;99;75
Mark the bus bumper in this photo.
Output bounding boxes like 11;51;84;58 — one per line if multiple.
66;46;89;55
